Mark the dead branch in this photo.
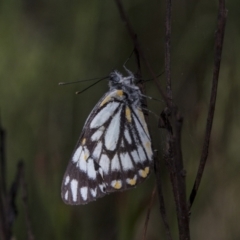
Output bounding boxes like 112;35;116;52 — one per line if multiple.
142;186;157;240
114;0;170;106
188;0;227;210
155;154;173;240
0;123;8;240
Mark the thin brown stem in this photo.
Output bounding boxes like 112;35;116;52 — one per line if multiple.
165;0;172;103
19;162;35;240
164;0;190;238
0;123;7;240
189;0;227;209
114;0;170;106
155;156;173;240
172;111;190;239
142;186;156;240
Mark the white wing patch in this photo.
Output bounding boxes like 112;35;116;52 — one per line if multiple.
83;147;90;161
130;150;139;163
64;175;70;185
91;126;105;141
99;154;110;174
77;152;87;172
90;102;119;129
65;191;69;200
120;152;134;170
133;115;149;144
72;146;82;163
71;179;78;202
92;141;103;159
124;128;132;144
104;108;121;151
90;188;97;197
87;159;97;179
111;154;120;171
134;108;150;138
137;145;147;163
80;187;88;201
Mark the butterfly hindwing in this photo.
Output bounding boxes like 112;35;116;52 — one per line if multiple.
61;71;153;205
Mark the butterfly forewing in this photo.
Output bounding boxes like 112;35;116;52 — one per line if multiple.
61;71;153;205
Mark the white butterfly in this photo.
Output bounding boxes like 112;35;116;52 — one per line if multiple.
61;69;153;205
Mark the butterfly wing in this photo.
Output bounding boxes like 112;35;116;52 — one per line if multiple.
102;105;153;193
61;89;153;205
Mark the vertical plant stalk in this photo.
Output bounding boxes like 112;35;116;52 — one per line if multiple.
165;0;172;104
189;0;228;209
7;161;35;240
142;186;156;240
115;0;170;106
19;162;35;240
0;121;34;240
164;0;190;238
155;155;173;240
114;1;173;238
170;111;190;239
0;122;8;240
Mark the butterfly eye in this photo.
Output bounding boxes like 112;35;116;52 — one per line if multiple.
109;71;122;83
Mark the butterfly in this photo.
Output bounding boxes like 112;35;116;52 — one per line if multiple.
61;69;153;205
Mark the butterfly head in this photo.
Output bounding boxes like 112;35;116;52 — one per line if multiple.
108;70;141;107
108;70;124;89
109;70;137;88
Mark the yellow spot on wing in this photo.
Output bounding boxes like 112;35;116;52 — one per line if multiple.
125;107;132;122
82;138;86;145
145;141;151;149
83;148;89;161
137;109;150;136
116;90;123;97
100;95;111;107
145;141;153;160
137;109;145;122
127;177;137;186
113;180;122;189
100;90;124;107
139;167;150;178
145;142;152;155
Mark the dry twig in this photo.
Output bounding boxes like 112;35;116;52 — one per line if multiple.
142;186;157;240
188;0;227;209
0;121;34;240
155;155;173;240
0;123;8;240
163;0;190;238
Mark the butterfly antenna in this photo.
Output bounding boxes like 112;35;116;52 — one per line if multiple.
142;71;165;83
123;50;135;76
123;50;134;67
58;77;106;86
76;76;108;95
142;107;160;120
140;94;163;103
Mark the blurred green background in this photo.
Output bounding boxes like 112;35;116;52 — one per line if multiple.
0;0;239;239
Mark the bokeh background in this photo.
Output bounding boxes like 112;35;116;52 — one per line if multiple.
0;0;239;239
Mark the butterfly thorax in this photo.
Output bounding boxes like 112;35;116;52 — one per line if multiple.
108;70;142;108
